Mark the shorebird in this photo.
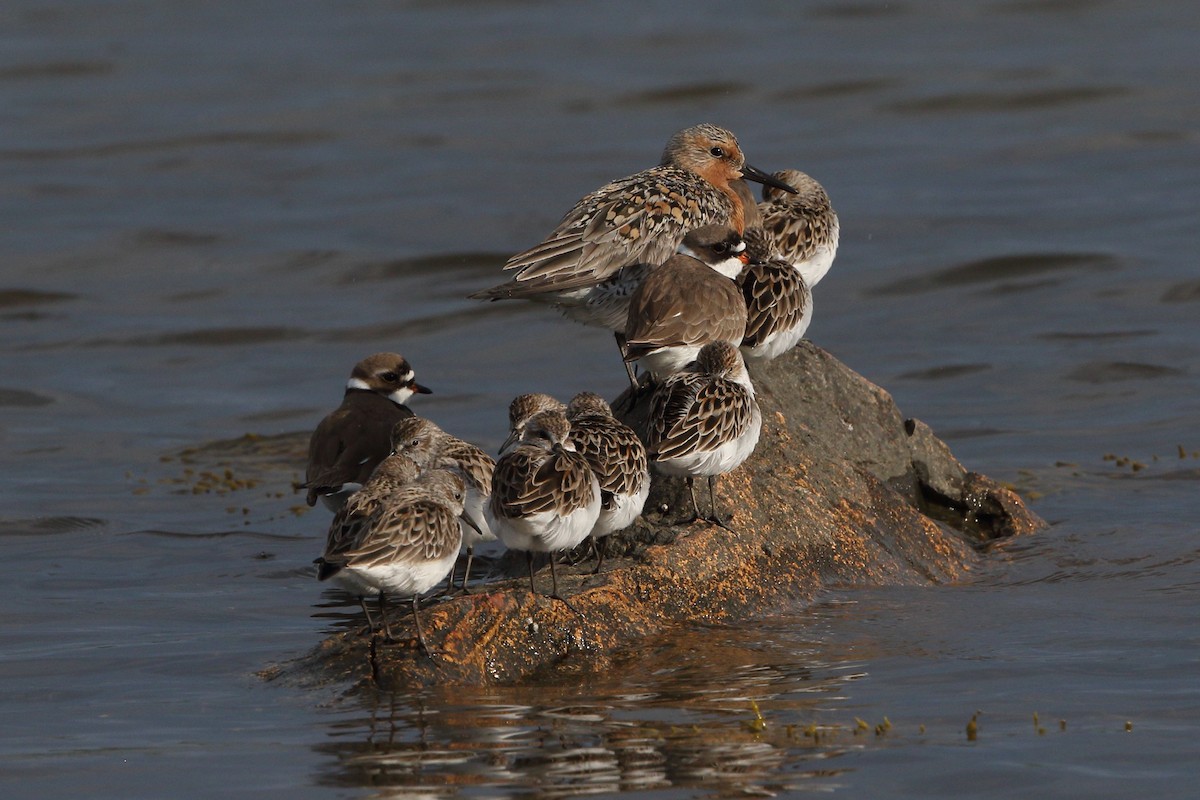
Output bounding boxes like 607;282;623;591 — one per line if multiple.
732;177;764;230
622;224;749;381
565;392;650;573
304;352;431;511
738;226;814;361
500;393;566;454
645;341;762;529
390;416;496;593
469;124;796;304
488;408;600;606
315;459;465;657
757;169;839;288
550;224;752;388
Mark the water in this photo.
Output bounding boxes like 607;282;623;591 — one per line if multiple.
3;1;1198;797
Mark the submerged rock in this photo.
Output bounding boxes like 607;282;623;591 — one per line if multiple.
270;342;1043;690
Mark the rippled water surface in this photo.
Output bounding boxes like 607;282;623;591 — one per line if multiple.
3;1;1198;797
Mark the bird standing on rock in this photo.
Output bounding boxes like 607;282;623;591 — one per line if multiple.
500;393;566;454
645;341;762;529
390;416;496;593
564;392;650;572
315;460;465;658
488;409;600;606
737;226;814;361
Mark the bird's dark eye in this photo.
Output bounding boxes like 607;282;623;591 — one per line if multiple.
709;146;724;157
409;438;420;448
712;242;729;254
381;371;399;382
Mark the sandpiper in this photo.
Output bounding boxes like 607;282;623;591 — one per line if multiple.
488;408;600;606
732;177;764;230
304;352;431;511
758;169;839;288
469;124;796;304
645;341;762;528
499;392;566;454
622;224;750;381
738;227;814;361
315;459;465;657
390;416;497;593
565;392;650;572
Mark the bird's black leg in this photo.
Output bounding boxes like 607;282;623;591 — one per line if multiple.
547;556;581;615
590;536;607;575
412;594;435;659
703;475;734;531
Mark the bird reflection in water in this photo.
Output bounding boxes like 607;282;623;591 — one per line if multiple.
310;624;861;797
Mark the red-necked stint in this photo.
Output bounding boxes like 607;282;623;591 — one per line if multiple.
315;458;464;657
390;416;496;593
499;392;567;454
304;352;431;511
488;408;600;607
645;341;762;529
758;169;839;289
738;226;814;361
565;392;650;573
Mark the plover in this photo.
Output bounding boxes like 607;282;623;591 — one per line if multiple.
622;224;750;381
304;352;431;511
565;392;650;572
390;416;497;593
488;408;600;605
550;222;756;388
315;458;465;657
758;169;839;288
738;227;814;361
645;341;762;528
469;124;795;303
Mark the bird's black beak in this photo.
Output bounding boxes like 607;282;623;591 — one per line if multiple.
410;381;432;395
460;512;484;537
741;163;797;194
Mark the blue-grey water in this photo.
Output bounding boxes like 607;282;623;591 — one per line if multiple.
3;1;1198;797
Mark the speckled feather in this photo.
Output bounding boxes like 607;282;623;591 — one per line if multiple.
437;438;495;496
336;494;462;570
566;409;649;502
759;170;839;286
738;228;812;351
391;416;495;497
319;461;459;573
646;373;757;462
490;444;597;518
472;124;758;300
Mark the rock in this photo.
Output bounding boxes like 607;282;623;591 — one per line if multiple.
268;342;1044;690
